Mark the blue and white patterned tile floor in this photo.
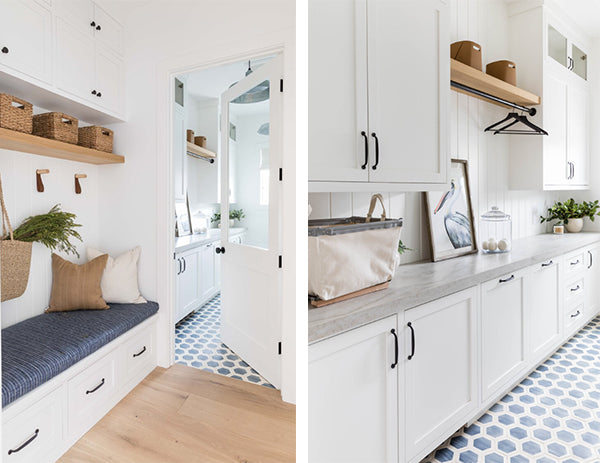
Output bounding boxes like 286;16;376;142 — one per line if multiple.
175;294;273;388
423;316;600;463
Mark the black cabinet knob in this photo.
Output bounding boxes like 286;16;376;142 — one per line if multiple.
91;90;97;95
90;21;96;27
96;25;101;31
97;92;102;98
215;246;225;254
1;47;8;54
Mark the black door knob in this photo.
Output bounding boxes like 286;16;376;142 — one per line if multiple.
1;47;8;54
96;25;101;31
215;246;225;254
90;21;96;27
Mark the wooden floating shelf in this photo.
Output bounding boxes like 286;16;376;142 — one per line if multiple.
186;142;216;160
450;59;541;108
0;127;124;164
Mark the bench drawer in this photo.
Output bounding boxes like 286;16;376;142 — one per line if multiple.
68;351;117;436
123;323;155;383
3;388;63;463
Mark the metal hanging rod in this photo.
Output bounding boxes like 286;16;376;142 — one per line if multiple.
451;81;537;116
186;151;215;163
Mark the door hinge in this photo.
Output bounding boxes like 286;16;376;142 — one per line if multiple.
278;255;282;268
278;341;282;355
280;79;283;93
279;167;283;181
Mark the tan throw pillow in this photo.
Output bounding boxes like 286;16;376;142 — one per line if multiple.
46;253;109;312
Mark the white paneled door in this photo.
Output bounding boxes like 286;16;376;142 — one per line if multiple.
219;56;283;388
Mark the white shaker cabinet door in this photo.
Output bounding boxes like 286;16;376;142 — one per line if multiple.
481;271;528;403
526;259;561;363
93;4;123;54
55;17;96;102
567;82;589;187
404;287;478;462
367;0;449;185
309;315;399;463
0;0;52;84
308;0;369;183
95;46;123;115
543;73;568;187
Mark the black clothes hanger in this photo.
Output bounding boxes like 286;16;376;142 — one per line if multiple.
484;112;548;135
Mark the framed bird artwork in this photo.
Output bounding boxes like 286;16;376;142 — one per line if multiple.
424;159;478;262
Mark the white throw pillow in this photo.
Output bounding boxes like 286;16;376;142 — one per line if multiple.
86;246;147;304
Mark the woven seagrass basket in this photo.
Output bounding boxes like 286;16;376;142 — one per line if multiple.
0;93;33;133
78;126;114;152
0;173;32;302
33;112;78;144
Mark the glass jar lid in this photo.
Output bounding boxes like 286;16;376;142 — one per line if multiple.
481;206;511;221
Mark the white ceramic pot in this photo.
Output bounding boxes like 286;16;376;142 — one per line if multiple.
565;218;584;233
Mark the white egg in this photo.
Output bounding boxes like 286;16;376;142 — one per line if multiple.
488;239;498;252
482;240;489;251
498;239;509;251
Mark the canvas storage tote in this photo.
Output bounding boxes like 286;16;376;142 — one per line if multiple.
0;173;32;302
308;194;403;301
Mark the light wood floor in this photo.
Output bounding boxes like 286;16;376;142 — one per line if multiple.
59;364;295;463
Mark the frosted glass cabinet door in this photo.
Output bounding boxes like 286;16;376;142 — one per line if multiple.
309;316;399;463
367;0;449;185
308;0;369;183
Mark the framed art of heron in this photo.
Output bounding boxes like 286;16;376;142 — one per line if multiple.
424;159;478;262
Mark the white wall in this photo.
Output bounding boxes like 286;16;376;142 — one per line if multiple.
309;0;560;264
97;0;296;402
0;103;101;327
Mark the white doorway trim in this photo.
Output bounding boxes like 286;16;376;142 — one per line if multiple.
154;31;296;403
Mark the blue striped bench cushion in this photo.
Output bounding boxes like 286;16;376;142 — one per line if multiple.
2;302;159;407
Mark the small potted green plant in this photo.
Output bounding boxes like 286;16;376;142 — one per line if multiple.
211;209;245;228
540;198;600;233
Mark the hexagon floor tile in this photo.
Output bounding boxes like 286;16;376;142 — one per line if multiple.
175;294;273;388
422;316;600;462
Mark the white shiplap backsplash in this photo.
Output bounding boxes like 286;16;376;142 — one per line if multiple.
309;0;560;265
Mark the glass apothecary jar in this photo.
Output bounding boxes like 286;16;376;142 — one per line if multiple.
480;207;511;253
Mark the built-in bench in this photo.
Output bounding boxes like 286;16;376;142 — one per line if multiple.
2;302;159;463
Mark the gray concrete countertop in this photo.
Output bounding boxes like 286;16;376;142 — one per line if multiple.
308;232;600;344
175;228;246;253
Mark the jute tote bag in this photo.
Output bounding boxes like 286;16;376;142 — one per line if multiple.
0;174;32;301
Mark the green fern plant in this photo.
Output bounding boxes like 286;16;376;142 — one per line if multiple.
6;204;83;257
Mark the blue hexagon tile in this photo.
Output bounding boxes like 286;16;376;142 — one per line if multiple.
175;294;273;388
422;316;600;462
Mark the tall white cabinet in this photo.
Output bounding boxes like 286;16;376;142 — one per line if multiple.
508;4;590;190
308;0;449;192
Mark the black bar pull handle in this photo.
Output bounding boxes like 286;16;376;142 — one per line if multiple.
182;257;186;273
133;346;147;358
371;132;380;170
571;285;581;292
571;259;580;266
571;310;581;318
499;275;515;283
589;251;593;269
360;131;368;170
7;429;39;455
390;329;398;369
541;260;553;267
86;378;105;395
407;322;415;360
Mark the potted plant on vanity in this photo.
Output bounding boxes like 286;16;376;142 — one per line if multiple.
540;198;600;233
211;209;245;228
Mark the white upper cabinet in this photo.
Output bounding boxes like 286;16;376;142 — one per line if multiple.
0;0;52;84
0;0;125;122
508;4;590;191
308;0;449;192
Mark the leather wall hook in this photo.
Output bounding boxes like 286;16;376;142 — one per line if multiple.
74;174;87;194
36;169;49;192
